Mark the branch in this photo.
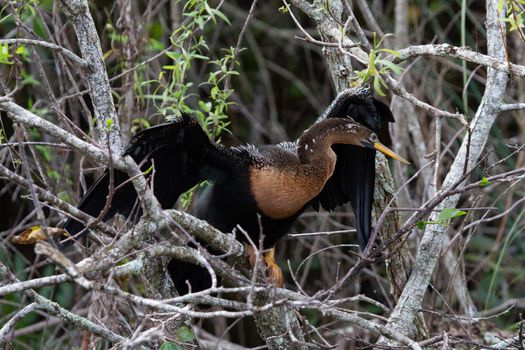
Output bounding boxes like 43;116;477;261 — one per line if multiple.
377;0;509;343
500;103;525;111
0;303;37;345
0;38;87;67
167;210;244;257
393;43;525;77
58;0;121;154
0;164;116;236
0;261;123;344
0;100;163;223
384;75;469;124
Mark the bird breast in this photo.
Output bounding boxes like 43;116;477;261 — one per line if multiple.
249;167;329;219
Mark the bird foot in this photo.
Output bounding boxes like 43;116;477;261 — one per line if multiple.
244;245;284;288
264;250;284;288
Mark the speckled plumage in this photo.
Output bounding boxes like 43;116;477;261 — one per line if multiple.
61;89;396;294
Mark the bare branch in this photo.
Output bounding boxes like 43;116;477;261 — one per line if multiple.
500;103;525;111
377;0;509;343
58;0;122;154
0;38;87;67
393;43;525;77
0;261;124;344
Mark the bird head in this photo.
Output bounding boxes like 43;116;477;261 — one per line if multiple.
338;118;410;164
358;129;410;164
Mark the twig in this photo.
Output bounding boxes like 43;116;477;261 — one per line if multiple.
384;75;469;124
341;0;372;52
223;0;259;92
294;35;359;48
0;302;37;345
392;44;525;77
0;163;116;236
0;38;87;67
499;103;525;111
0;261;124;343
0;141;71;149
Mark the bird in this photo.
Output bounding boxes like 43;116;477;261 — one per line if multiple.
59;88;409;293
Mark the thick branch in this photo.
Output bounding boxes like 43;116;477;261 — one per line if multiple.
58;0;122;154
0;39;87;67
394;43;525;77
377;0;508;343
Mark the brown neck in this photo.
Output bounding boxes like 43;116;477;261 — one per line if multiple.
298;118;362;162
295;119;357;185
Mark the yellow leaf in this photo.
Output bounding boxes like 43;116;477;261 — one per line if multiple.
12;226;69;245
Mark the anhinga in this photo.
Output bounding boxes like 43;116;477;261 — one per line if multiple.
60;88;408;293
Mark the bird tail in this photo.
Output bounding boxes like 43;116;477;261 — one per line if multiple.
61;169;137;247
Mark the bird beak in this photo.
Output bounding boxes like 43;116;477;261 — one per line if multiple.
373;142;411;164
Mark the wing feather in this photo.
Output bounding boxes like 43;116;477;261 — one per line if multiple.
62;115;233;244
309;89;395;250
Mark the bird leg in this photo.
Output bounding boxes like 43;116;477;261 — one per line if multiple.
244;245;284;288
263;248;284;288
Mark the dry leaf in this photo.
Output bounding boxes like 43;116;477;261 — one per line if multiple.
12;226;69;245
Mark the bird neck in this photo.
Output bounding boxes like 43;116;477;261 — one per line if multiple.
298;118;361;160
296;121;345;180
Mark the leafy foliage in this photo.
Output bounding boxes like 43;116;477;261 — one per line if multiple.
416;207;467;230
144;0;236;140
499;0;525;39
352;33;402;96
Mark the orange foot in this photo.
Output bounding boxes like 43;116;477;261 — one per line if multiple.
264;248;284;288
244;245;284;288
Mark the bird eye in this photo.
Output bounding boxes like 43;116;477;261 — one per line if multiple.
369;133;379;143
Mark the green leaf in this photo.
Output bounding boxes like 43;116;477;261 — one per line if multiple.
278;5;289;14
416;221;427;230
373;75;386;96
210;8;231;25
159;342;181;350
379;48;401;57
177;326;195;342
379;60;402;75
436;208;467;223
497;0;505;13
198;100;212;112
192;54;209;60
144;164;154;175
21;70;41;87
0;43;13;65
166;51;181;60
480;176;490;187
368;50;376;74
15;45;30;59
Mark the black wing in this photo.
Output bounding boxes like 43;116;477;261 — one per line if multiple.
309;88;395;250
62;114;232;245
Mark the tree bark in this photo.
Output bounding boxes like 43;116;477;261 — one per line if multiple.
59;0;122;155
376;0;508;344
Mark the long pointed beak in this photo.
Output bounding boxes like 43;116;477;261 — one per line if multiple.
374;142;411;164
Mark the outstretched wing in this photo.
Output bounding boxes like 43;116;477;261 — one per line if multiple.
309;88;395;250
62;114;231;245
